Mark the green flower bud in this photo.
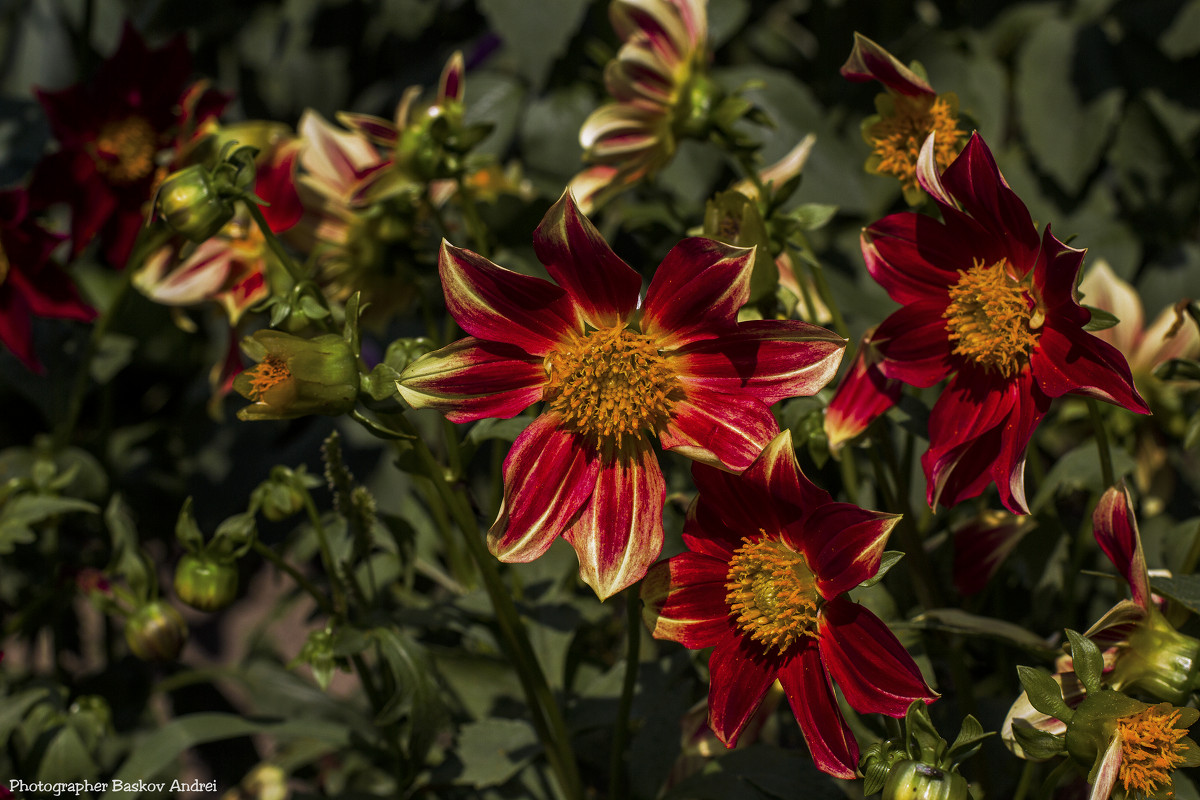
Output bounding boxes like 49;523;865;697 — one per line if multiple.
1112;609;1200;705
125;601;188;662
882;761;969;800
174;553;238;612
154;164;235;242
233;331;360;421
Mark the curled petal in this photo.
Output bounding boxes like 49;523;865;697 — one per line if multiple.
438;51;466;104
438;240;581;356
824;330;902;453
778;646;859;779
487;415;599;562
564;444;666;600
642;238;754;349
672;320;845;405
707;633;781;748
840;32;934;96
641;551;731;649
396;338;544;423
532;191;642;328
1093;483;1152;609
1031;323;1149;414
818;597;937;717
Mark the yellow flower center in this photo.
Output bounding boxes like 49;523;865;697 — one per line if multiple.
1116;705;1190;797
943;258;1039;378
543;324;680;449
869;93;964;193
246;355;294;403
725;535;821;654
92;116;159;185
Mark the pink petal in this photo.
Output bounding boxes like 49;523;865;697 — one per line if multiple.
797;503;899;597
778;645;859;779
563;443;666;599
660;385;778;472
818;597;937;717
839;32;934;96
532;191;642;329
707;632;782;747
439;240;581;357
567;165;619;216
641;238;754;349
1031;322;1149;414
1089;734;1122;800
872;301;955;387
671;320;845;405
1077;260;1143;355
396;337;545;423
487;414;599;562
1093;483;1152;609
641;552;733;649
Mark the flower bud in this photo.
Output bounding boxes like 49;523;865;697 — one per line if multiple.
233;331;360;421
882;761;969;800
155;164;235;242
174;553;238;612
125;600;188;662
1111;609;1200;705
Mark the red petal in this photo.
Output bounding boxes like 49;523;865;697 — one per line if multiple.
256;142;303;233
861;213;969;306
778;645;859;779
953;511;1033;597
0;285;37;371
797;503;899;597
707;633;782;747
1031;322;1149;414
438;241;581;357
563;444;666;600
660;385;778;472
825;331;903;452
641;238;754;349
438;51;466;104
818;597;937;717
396;337;545;423
641;552;732;648
671;320;845;405
872;301;954;387
532;191;641;328
839;32;934;96
487;415;599;562
1093;483;1152;609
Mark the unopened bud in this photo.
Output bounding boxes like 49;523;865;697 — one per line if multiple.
125;600;188;662
155;165;235;242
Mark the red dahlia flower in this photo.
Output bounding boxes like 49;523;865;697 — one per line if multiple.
0;188;95;372
863;133;1148;513
398;191;844;599
31;23;227;265
641;431;937;778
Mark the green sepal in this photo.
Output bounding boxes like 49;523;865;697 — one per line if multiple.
1065;630;1104;695
1016;666;1074;723
1010;721;1067;761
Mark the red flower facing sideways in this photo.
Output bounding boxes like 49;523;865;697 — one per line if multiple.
863;133;1148;513
31;23;228;266
641;431;937;778
398;191;845;599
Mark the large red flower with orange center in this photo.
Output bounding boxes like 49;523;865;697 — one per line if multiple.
397;191;845;599
641;431;937;778
863;132;1148;513
31;23;227;266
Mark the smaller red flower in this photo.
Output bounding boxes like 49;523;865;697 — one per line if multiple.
642;431;937;778
823;327;902;454
0;187;95;372
30;22;228;265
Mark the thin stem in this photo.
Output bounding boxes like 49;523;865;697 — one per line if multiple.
791;235;852;346
1013;760;1035;800
243;198;306;286
1088;398;1116;489
300;488;349;618
609;588;642;799
251;540;333;616
838;449;860;506
1035;759;1075;800
453;175;491;258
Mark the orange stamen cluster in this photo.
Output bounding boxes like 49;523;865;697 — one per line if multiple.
869;94;964;193
1116;705;1190;796
944;258;1039;378
725;534;821;654
92;116;158;185
246;355;293;400
544;324;680;448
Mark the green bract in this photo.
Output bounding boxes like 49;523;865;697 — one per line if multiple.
233;330;360;421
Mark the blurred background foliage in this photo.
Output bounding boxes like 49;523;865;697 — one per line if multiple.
1;0;1199;797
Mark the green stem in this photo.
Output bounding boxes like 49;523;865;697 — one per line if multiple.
1088;398;1116;489
609;588;642;799
243;198;306;286
1013;760;1035;800
300;488;349;618
784;243;821;324
791;235;852;347
454;175;491;258
55;225;173;449
409;434;583;800
1035;759;1074;800
251;540;333;616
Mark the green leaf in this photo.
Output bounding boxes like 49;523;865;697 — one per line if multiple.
859;552;905;589
0;687;52;744
912;608;1057;656
1082;306;1120;331
1031;441;1135;511
90;332;137;384
454;718;540;788
1064;630;1103;695
904;701;946;764
373;627;450;766
1160;0;1200;59
663;744;843;799
788;203;838;231
945;715;992;768
0;494;99;554
1149;574;1200;616
1009;721;1067;761
175;497;204;552
1154;358;1200;382
36;725;99;782
1015;666;1073;722
103;713;349;799
477;0;589;89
